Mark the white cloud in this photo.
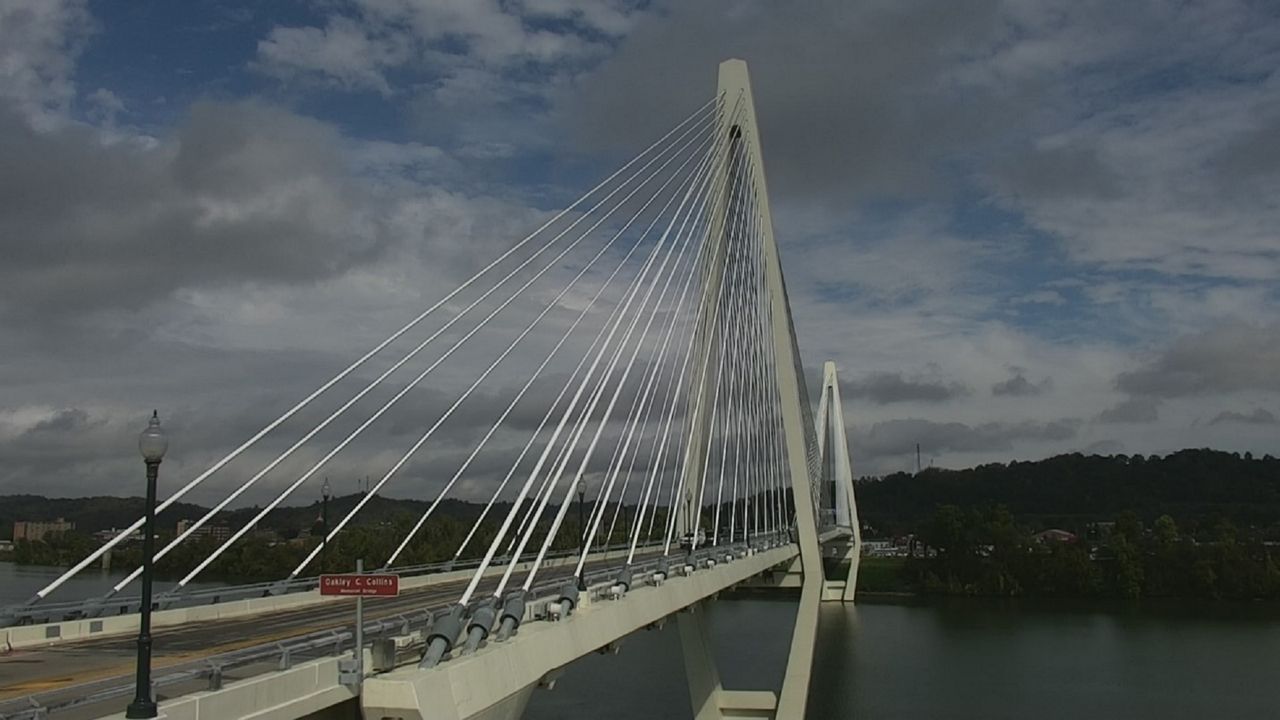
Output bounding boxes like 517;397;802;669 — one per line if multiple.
256;16;412;95
1117;324;1280;398
0;0;92;126
5;0;1280;496
255;0;613;97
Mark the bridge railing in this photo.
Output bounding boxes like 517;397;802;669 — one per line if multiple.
816;508;839;532
0;540;665;628
0;535;796;720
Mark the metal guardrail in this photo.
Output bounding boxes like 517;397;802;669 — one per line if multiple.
0;541;663;628
0;534;797;720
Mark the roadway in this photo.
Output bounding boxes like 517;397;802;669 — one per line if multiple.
0;550;651;718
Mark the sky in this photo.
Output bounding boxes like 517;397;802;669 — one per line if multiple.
1;0;1279;506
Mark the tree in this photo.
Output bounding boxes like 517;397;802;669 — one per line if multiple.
1114;511;1142;543
1152;515;1179;546
1108;534;1144;599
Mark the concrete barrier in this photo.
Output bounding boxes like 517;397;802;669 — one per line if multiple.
98;653;360;720
2;545;654;652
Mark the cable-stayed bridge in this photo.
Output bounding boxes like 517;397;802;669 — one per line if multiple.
0;60;862;720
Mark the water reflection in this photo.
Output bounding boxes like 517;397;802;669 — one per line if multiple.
528;596;1280;719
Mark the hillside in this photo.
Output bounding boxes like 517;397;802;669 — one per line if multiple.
6;449;1279;542
0;492;494;540
856;448;1280;535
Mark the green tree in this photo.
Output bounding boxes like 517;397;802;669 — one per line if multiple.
1114;511;1142;542
1108;534;1144;599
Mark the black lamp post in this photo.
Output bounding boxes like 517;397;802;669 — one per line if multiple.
320;478;331;572
576;482;587;591
577;484;586;555
126;411;167;719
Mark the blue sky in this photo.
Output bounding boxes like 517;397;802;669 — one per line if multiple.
1;0;1279;502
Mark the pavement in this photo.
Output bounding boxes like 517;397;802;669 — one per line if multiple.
0;550;653;717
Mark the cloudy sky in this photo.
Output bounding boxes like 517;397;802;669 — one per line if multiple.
2;0;1278;507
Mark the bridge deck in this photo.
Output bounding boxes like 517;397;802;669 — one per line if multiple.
0;534;843;719
0;551;648;719
363;544;803;720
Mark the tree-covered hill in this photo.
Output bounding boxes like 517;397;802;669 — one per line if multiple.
857;448;1280;536
7;448;1279;543
0;494;211;539
0;492;491;540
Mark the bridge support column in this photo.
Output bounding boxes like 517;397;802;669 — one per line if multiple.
677;602;779;720
815;361;862;603
688;57;824;720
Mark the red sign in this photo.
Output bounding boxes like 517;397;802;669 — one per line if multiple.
320;573;400;597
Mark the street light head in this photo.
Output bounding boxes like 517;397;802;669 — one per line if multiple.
138;410;168;463
321;478;331;499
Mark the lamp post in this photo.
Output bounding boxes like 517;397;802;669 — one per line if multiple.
577;484;586;555
576;482;587;591
126;411;167;719
320;478;331;572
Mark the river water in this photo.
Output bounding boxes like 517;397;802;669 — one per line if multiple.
0;560;228;606
7;560;1278;718
526;595;1280;719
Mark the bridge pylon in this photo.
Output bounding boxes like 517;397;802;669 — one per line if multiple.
673;57;826;720
815;361;862;602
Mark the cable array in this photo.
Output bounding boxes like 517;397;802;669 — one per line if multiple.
23;89;831;624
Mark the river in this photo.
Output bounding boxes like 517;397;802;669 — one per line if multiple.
525;595;1280;719
0;560;228;606
6;561;1279;718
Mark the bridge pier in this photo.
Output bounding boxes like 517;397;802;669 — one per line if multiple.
678;603;777;719
359;545;800;720
815;361;862;603
700;57;825;720
820;538;861;602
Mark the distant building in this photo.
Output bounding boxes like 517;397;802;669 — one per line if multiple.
94;527;143;543
14;518;74;542
0;540;13;553
176;519;232;543
1086;521;1115;540
251;528;281;544
861;539;895;557
1034;529;1078;544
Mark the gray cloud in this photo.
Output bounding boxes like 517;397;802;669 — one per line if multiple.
1097;397;1160;424
1213;113;1280;189
991;368;1052;397
1083;439;1125;455
561;0;1017;206
855;417;1081;460
0;101;386;320
841;371;970;405
1208;408;1277;426
5;0;1280;509
0;0;93;123
22;407;98;436
993;142;1122;201
1117;324;1280;397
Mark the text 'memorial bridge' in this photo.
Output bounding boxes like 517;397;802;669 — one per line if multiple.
0;60;862;720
